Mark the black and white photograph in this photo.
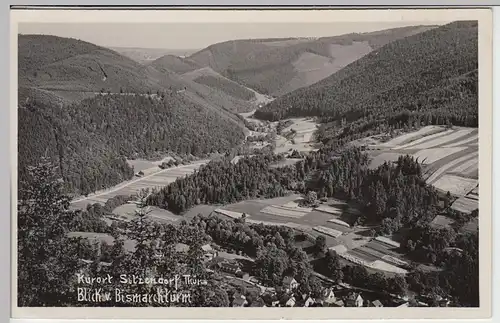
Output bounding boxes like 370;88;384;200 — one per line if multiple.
11;8;493;320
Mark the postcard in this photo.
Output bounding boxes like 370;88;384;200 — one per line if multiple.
11;7;493;320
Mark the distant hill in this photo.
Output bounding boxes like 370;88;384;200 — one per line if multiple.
255;21;478;143
183;26;437;95
150;54;203;74
18;34;254;113
18;34;248;195
110;47;199;64
182;67;257;101
19;34;166;95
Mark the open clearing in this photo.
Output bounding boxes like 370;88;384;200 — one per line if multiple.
126;156;174;173
112;203;183;223
70;160;209;210
274;118;320;154
67;231;136;252
276;42;373;95
368;152;404;169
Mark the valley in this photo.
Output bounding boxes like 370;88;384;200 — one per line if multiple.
18;20;480;309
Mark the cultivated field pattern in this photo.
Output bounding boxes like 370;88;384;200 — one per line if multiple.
361;125;479;213
70;160;209;209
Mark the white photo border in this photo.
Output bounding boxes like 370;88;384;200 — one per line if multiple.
6;5;496;322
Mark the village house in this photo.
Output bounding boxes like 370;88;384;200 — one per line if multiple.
236;271;250;280
232;293;248;307
331;299;345;307
284;296;296;307
322;287;336;304
201;244;218;261
282;276;299;293
345;292;364;307
304;296;315;307
371;300;384;307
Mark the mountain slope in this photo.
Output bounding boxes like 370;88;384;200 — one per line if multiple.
110;47;197;64
182;67;257;101
19;35;164;94
185;26;437;95
150;54;203;74
255;21;478;143
18;35;248;195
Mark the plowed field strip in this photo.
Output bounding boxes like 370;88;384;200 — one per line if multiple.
395;129;455;149
409;129;476;150
427;152;478;184
348;248;380;262
449;156;478;174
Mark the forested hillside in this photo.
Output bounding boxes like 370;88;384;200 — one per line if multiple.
185;26;436;95
18;34;253;195
150;54;203;74
255;21;478;143
19;91;245;195
181;67;257;101
19;34;164;94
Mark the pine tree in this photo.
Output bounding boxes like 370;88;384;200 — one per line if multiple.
17;157;81;306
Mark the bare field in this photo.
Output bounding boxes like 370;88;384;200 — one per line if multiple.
451;196;479;213
426;151;478;184
261;205;311;218
315;204;343;216
380;126;446;147
395;129;455;149
313;226;344;238
407;128;476;150
412;147;468;164
432;174;478;196
369;260;408;275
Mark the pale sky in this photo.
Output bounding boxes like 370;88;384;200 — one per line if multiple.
18;22;447;50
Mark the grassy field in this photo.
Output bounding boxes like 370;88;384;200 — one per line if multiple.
112;203;183;224
274;118;320;154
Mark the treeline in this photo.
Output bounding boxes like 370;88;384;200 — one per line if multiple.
147;154;303;214
255;21;478;142
191;26;433;95
66;195;131;233
405;231;479;307
18;159;224;306
194;213;325;297
19;92;245;195
148;145;442;233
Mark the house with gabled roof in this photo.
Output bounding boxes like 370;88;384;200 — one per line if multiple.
282;276;299;292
